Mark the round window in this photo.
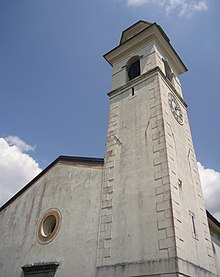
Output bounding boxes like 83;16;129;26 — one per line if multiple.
37;208;61;244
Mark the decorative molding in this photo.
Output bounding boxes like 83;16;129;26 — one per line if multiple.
108;66;188;109
22;262;59;274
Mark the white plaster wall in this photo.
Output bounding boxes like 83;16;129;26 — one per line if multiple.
0;162;102;277
158;76;216;275
110;76;161;263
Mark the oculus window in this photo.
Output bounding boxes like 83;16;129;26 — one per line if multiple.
37;208;62;244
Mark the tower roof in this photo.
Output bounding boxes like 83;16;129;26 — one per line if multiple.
104;20;187;74
120;20;152;44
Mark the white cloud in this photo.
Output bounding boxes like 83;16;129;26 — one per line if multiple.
198;162;220;221
126;0;208;17
127;0;149;6
5;135;36;152
0;137;42;207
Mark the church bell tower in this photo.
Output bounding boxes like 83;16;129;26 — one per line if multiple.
97;21;217;277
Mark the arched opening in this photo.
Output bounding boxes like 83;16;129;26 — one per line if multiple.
163;59;174;82
127;56;140;81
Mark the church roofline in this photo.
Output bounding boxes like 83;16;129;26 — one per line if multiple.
58;155;104;165
0;155;104;213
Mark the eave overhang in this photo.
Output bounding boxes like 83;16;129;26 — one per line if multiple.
22;262;59;274
207;210;220;235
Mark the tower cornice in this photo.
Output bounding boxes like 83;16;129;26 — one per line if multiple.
107;66;188;109
104;23;187;75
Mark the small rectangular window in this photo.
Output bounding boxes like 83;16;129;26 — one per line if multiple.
189;211;198;240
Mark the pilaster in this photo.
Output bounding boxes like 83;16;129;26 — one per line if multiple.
97;102;119;267
149;77;177;260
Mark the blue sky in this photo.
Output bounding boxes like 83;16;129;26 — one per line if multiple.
0;0;220;218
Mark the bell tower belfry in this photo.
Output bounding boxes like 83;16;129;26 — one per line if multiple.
97;21;217;277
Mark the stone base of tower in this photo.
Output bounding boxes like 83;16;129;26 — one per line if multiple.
97;257;217;277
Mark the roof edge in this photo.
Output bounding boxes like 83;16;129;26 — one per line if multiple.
58;155;104;164
207;210;220;230
119;20;153;45
0;155;104;213
103;22;155;65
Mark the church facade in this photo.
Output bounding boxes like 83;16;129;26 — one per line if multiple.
0;20;220;277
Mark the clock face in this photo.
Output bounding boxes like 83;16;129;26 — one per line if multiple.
168;93;183;125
